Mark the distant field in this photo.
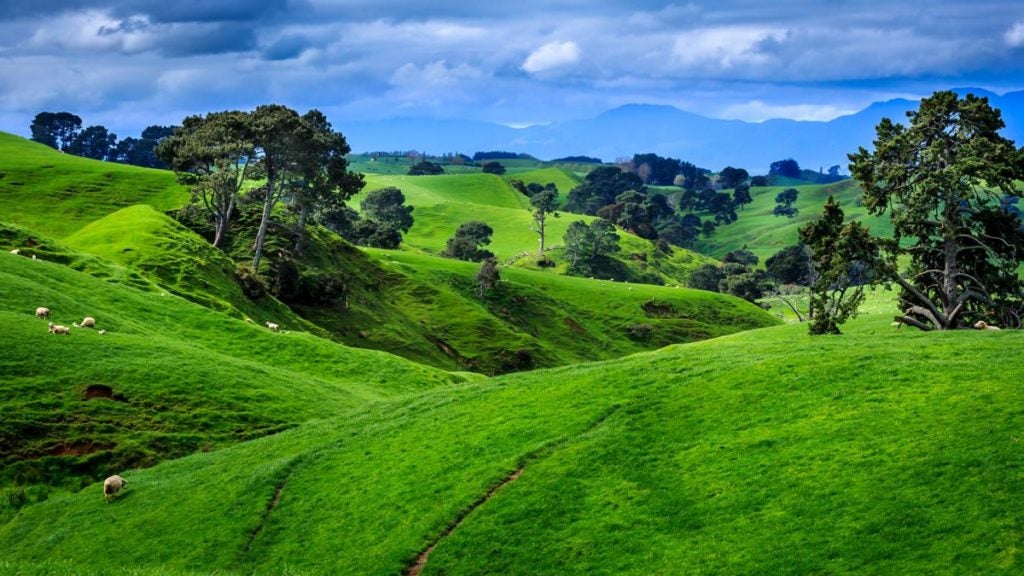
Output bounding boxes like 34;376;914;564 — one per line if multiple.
697;180;893;261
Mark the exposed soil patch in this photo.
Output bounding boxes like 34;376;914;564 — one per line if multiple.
642;299;676;318
84;384;128;402
45;441;110;457
563;316;588;335
405;468;524;576
429;336;460;360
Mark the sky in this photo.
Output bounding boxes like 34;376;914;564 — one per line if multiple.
1;0;1023;138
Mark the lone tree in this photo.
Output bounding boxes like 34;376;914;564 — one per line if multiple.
442;221;495;262
850;90;1024;330
773;188;799;218
799;196;880;334
361;187;414;233
481;161;506;175
157;111;254;248
476;257;500;300
530;188;559;255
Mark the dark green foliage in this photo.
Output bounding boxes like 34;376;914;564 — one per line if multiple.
360;187;414;233
565;166;645;215
563;219;621;274
553;155;602;163
732;183;753;209
631;153;682;185
766;244;813;286
66;125;117;161
678;161;711;191
750;175;769;187
111;125;174;169
773;188;799;218
718;166;749;189
687;264;723;292
481;161;506;175
850;90;1024;330
442;221;495;262
722;249;759;267
799;196;880;334
407;161;444;175
157;111;254;249
29;111;81;151
472;151;535;161
350;220;402;249
475;257;500;299
769;158;801;178
718;266;770;303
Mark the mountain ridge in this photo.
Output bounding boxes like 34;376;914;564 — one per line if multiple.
341;88;1024;172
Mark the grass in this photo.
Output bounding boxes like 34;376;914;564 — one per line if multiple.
0;133;186;239
696;180;892;261
2;312;1021;574
2;131;1023;575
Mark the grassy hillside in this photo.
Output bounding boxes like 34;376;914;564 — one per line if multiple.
0;133;769;374
505;166;582;201
697;179;892;261
0;251;460;495
2;309;1021;574
0;132;186;239
357;173;717;284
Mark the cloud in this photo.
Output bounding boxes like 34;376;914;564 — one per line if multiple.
671;26;788;71
1007;21;1024;47
522;41;580;74
718;100;858;122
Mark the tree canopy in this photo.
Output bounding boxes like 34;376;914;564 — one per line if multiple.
849;90;1024;330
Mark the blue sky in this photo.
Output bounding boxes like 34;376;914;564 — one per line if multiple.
1;0;1023;138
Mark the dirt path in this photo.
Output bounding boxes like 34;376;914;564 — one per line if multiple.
240;458;304;556
405;468;524;576
403;403;622;575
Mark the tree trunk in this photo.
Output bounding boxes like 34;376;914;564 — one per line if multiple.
252;174;275;272
536;213;545;255
295;203;310;254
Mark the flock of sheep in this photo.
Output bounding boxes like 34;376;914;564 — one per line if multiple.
36;307;106;336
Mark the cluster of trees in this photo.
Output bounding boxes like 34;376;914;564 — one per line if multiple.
407;161;444;175
564;158;754;250
442;221;494;262
688;250;771;303
156;105;369;271
553;155;603;164
472;151;534;161
30;112;172;168
563;219;621;274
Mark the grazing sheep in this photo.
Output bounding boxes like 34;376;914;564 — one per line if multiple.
35;307;50;319
103;475;127;502
266;322;280;332
9;249;19;255
98;329;107;336
80;317;96;328
48;322;70;335
974;320;1001;331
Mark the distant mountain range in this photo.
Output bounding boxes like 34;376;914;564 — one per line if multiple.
342;88;1024;174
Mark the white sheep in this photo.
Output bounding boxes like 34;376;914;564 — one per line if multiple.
266;322;280;332
974;320;1001;331
98;329;107;336
80;317;96;328
9;249;19;255
35;307;50;319
103;475;127;502
48;322;70;335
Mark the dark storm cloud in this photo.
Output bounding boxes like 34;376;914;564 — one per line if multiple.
0;0;1023;137
0;0;291;22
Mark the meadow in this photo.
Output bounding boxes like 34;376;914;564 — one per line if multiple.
1;130;1022;575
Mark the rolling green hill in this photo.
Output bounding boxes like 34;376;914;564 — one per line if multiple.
0;132;186;239
697;179;892;261
2;300;1021;574
0;132;774;376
